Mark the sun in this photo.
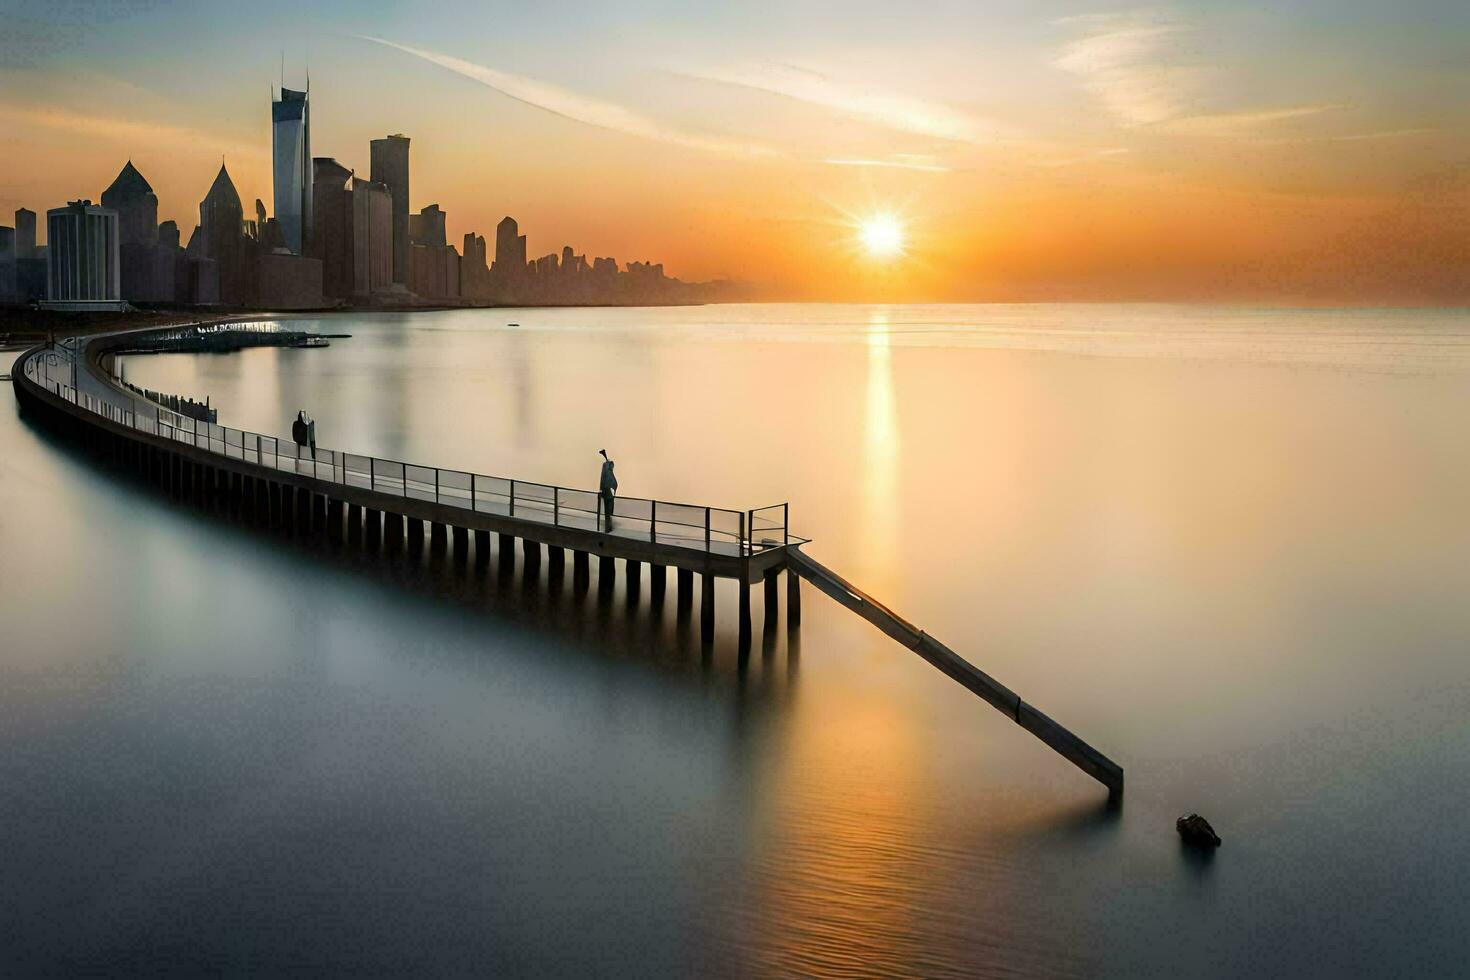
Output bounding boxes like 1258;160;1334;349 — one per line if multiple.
857;214;907;258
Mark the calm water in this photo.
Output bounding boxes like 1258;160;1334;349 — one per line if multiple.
4;303;1469;976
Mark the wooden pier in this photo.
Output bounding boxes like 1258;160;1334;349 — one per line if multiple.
11;324;1124;799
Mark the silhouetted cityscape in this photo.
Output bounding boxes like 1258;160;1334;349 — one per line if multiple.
0;79;745;312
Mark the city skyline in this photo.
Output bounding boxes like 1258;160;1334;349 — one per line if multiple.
1;0;1467;304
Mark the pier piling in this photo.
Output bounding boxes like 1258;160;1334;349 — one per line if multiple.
738;581;751;647
701;575;716;642
763;568;779;629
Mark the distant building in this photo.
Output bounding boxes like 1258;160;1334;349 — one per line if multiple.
272;86;312;255
199;163;255;305
351;176;393;298
257;251;323;309
0;226;14;301
409;242;460;300
460;232;492;300
406;202;458;300
15;208;36;258
369;134;410;286
100;160;157;246
156;221;189;303
102;161;179;303
409;204;446;247
44;200;124;310
311;157;354;301
494;215;527;278
188;256;220;305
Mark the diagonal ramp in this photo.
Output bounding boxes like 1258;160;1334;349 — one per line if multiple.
785;547;1124;799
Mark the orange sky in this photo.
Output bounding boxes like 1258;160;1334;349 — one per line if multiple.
2;2;1466;304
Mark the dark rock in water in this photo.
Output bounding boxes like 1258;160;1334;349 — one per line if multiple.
1177;813;1222;848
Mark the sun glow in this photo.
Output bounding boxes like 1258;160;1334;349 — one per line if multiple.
858;214;907;258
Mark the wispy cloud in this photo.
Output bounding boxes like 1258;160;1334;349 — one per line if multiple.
1054;12;1353;143
1040;146;1132;168
1250;126;1438;147
823;155;951;173
688;63;1014;145
1053;11;1201;125
0;102;260;158
1164;104;1344;136
361;36;780;158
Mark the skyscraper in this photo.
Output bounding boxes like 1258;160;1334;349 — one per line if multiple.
200;163;253;304
272;86;312;255
408;204;446;247
100;160;157;245
44;200;122;310
311;157;354;300
351;177;393;297
103;160;176;302
495;215;527;276
15;208;36;259
369;134;410;286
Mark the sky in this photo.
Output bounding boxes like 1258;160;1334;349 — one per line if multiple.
2;0;1466;304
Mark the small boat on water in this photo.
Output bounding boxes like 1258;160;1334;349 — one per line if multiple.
507;322;520;327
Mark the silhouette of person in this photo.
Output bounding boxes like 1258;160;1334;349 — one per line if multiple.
598;449;617;528
292;410;317;460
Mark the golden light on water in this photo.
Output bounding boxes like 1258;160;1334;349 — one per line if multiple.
858;214;907;258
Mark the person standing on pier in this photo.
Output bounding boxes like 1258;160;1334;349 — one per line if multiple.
292;410;317;460
598;449;618;529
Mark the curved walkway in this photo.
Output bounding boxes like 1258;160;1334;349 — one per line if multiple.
11;321;1123;799
18;323;797;576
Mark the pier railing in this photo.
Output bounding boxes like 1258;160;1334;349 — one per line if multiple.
22;354;791;556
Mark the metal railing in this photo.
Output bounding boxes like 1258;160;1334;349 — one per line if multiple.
20;350;795;557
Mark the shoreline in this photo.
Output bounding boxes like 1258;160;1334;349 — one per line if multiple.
0;298;747;347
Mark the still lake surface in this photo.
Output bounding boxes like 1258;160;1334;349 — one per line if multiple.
3;303;1469;976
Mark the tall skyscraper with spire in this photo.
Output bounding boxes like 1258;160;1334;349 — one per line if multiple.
271;84;312;255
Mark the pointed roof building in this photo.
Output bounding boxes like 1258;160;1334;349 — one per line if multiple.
101;159;159;246
199;162;253;305
203;163;243;215
103;160;154;198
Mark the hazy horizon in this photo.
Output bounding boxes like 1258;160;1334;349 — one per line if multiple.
2;0;1466;305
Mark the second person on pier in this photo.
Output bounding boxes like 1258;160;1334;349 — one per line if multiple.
599;449;618;529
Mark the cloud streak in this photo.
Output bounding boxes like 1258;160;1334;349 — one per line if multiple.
1164;103;1344;136
1053;11;1201;125
1054;13;1352;143
823;158;949;173
689;63;1013;145
361;36;780;158
0;102;261;159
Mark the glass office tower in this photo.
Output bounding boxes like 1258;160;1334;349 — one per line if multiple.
272;86;312;255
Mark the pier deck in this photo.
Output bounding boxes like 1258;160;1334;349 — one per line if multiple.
12;323;1123;799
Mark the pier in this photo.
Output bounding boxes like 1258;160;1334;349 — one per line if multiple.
12;324;1123;799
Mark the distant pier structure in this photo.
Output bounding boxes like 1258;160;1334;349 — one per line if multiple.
12;323;1123;800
